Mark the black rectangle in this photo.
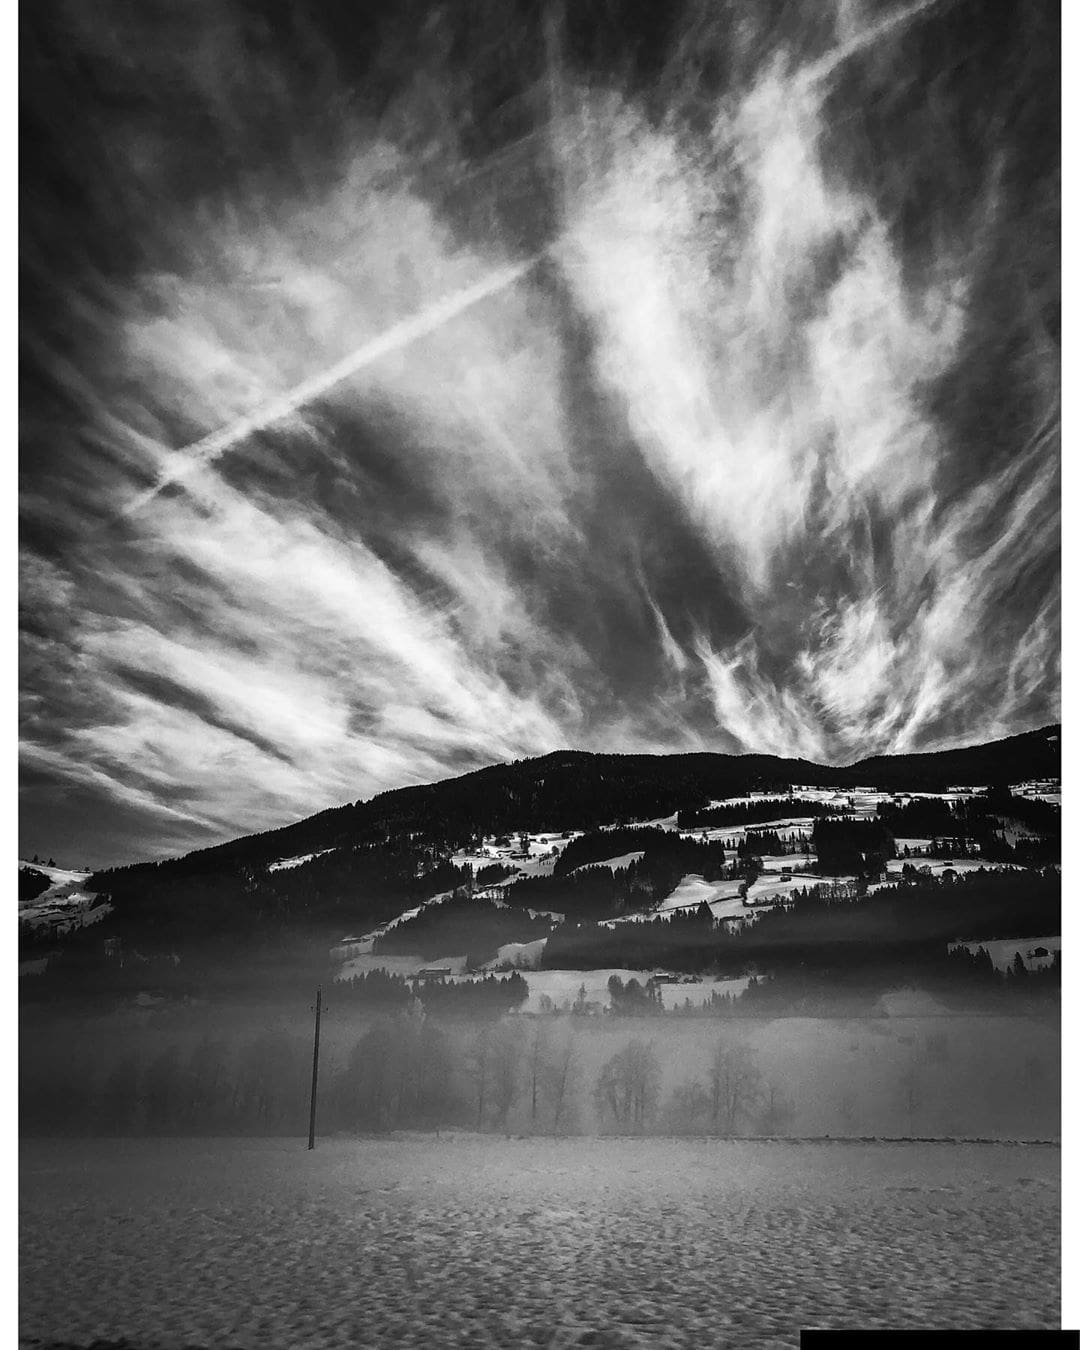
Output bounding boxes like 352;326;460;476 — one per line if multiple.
801;1335;1077;1348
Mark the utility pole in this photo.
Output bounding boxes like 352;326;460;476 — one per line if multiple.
308;987;323;1150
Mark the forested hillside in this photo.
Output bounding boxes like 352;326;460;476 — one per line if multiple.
90;726;1060;883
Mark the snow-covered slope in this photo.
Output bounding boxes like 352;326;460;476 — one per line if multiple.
570;850;645;874
299;769;1060;993
485;937;549;970
19;860;109;933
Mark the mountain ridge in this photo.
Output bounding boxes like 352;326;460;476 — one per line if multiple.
92;724;1060;882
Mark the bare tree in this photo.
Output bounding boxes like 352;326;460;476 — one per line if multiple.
665;1078;711;1134
187;1035;230;1132
467;1027;492;1130
837;1090;858;1134
526;1019;547;1127
707;1040;764;1136
144;1044;184;1134
899;1053;922;1134
390;1007;428;1127
338;1019;399;1132
488;1021;524;1133
594;1040;661;1131
757;1081;796;1136
546;1027;578;1135
415;1018;453;1133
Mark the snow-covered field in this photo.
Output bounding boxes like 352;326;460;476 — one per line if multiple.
613;868;810;928
330;958;749;1008
515;968;751;1013
20;1136;1060;1348
948;935;1060;973
451;832;579;879
654;874;744;915
885;856;1020;878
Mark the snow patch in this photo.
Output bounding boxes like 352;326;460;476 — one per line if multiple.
267;849;336;872
570;851;645;875
486;938;549;970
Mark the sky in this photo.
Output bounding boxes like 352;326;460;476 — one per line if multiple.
19;0;1060;868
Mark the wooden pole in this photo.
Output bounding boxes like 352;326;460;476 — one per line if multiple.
308;987;322;1150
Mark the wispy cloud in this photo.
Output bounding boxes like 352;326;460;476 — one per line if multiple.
555;20;1057;761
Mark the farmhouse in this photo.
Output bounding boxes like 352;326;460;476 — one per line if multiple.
473;884;511;902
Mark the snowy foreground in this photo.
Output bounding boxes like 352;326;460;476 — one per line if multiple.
20;1136;1058;1348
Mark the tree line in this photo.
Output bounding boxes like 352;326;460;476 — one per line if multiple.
19;1015;788;1139
334;969;529;1015
875;788;1059;858
811;818;895;875
736;829;813;858
593;1036;792;1135
540;867;1060;987
507;834;728;923
21;982;1060;1139
371;895;552;964
553;826;680;876
20;1015;580;1138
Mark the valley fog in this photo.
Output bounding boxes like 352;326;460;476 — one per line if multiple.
21;997;1060;1143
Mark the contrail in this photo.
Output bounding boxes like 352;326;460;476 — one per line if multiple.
798;0;947;89
123;255;542;515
